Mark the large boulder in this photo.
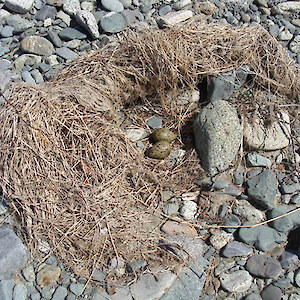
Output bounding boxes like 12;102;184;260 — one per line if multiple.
193;100;242;176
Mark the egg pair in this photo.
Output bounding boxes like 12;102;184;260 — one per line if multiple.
147;128;177;159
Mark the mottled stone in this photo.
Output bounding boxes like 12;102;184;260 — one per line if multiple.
5;0;34;14
20;36;55;56
161;221;198;237
220;270;252;292
75;10;99;39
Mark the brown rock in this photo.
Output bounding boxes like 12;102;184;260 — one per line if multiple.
194;1;218;15
161;221;198;237
20;36;55;56
36;265;61;286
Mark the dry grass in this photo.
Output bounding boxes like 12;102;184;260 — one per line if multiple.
0;22;299;277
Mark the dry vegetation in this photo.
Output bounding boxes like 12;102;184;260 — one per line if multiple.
0;22;299;277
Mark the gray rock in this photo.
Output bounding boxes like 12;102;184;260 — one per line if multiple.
102;0;124;12
261;284;282;300
281;183;300;194
234;166;245;185
147;116;162;129
30;292;41;300
66;295;76;300
165;234;204;260
5;0;34;14
125;128;148;141
289;35;300;54
119;0;132;8
267;206;300;233
246;170;277;209
220;270;252;292
223;185;242;196
35;5;57;20
31;69;44;84
222;241;253;257
246;254;282;279
272;278;292;290
0;59;12;72
20;36;55;56
224;214;241;233
159;5;172;16
58;27;87;41
278;27;293;41
233;204;264;223
213;180;229;190
69;283;84;296
6;15;33;34
47;31;62;48
63;0;81;16
246;153;272;168
193;100;242;176
207;66;248;101
0;69;13;93
163;198;179;215
0;26;14;37
100;12;127;33
0;226;29;280
22;265;35;282
41;285;54;299
21;70;35;83
245;294;262;300
295;268;300;287
13;284;27;300
52;286;68;300
277;2;300;13
130;271;176;300
280;251;299;270
238;222;286;251
126;259;147;273
290;193;300;204
161;258;208;300
56;47;78;61
75;10;99;39
0;279;15;300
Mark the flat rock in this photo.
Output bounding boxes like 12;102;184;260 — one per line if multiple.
193;100;242;176
246;169;277;209
58;27;87;41
210;231;234;250
36;265;61;286
207;66;248;101
0;226;29;280
165;233;204;260
125;128;148;142
161;257;208;300
100;12;127;33
0;279;15;300
13;284;27;300
277;1;300;13
243;111;290;150
56;47;78;61
222;241;253;257
238;222;286;252
233;203;265;223
130;271;176;300
20;36;55;56
36;5;57;21
63;0;80;15
157;10;193;27
267;206;300;233
5;0;34;13
246;153;272;168
220;270;252;293
75;10;99;39
6;15;33;34
261;284;283;300
161;221;198;237
52;286;68;300
102;0;124;12
245;254;283;279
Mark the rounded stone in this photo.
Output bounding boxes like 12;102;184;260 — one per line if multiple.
36;265;61;286
261;284;282;300
220;270;252;292
294;268;300;287
101;0;124;12
20;36;55;56
100;12;126;33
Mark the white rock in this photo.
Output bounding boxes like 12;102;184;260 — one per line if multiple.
0;9;10;22
125;128;148;142
44;18;52;27
278;26;293;41
289;35;300;54
56;10;71;26
5;0;34;14
157;10;193;27
180;200;197;220
75;10;99;39
277;1;300;13
233;203;265;223
63;0;81;16
81;1;94;11
210;231;234;250
181;191;199;201
46;55;59;66
243;111;291;150
220;270;252;292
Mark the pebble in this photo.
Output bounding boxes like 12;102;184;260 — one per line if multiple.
180;200;197;220
261;284;283;300
6;15;33;34
157;10;193;27
163;199;179;215
233;203;265;223
220;270;252;292
35;5;57;21
281;182;300;194
63;0;81;16
36;265;61;286
245;254;283;279
173;0;192;11
0;279;15;300
280;251;299;270
147;116;162;129
48;31;63;47
56;47;78;61
75;10;100;39
210;231;234;250
5;0;34;14
0;26;14;38
161;221;198;237
13;284;27;300
58;27;87;41
295;268;300;287
22;265;35;282
21;70;35;83
69;282;85;296
126;259;147;273
102;0;124;13
100;12;127;33
246;153;272;168
20;36;55;56
222;241;253;257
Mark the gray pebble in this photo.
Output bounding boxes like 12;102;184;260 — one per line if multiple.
13;284;27;300
48;31;63;47
100;12;127;33
223;185;242;197
159;5;172;16
41;286;54;299
261;284;282;300
224;214;241;233
0;26;13;37
222;241;253;257
147;116;162;129
52;286;68;300
102;0;124;13
0;279;15;300
58;27;87;41
21;71;35;83
280;251;299;270
36;5;57;21
295;268;300;287
66;295;76;300
69;283;85;296
272;278;292;290
6;15;33;34
281;183;300;194
126;259;147;273
38;63;50;73
56;47;78;61
246;153;271;168
234;166;245;185
163;198;179;215
63;0;81;16
244;294;262;300
30;292;41;300
213;180;229;190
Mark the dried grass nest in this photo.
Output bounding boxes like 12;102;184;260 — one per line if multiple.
0;22;299;278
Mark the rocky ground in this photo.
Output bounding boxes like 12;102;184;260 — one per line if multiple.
0;0;300;299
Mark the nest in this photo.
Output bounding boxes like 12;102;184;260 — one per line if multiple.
0;22;299;277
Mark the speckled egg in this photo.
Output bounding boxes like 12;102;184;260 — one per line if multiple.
151;128;177;143
147;141;172;159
